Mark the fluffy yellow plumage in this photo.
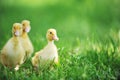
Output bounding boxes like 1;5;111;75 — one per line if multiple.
0;23;25;70
32;28;59;68
21;20;34;61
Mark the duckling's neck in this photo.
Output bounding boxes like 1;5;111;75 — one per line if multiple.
21;32;28;38
13;36;19;39
13;36;19;42
13;34;19;38
48;40;54;44
13;36;20;49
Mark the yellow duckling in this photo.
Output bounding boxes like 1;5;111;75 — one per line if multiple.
32;28;59;68
0;23;25;70
21;20;34;60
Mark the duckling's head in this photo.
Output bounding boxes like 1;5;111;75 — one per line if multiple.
12;23;22;37
46;28;59;41
21;20;31;33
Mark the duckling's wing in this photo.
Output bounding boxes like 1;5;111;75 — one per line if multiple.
31;50;43;67
32;50;43;62
36;50;43;57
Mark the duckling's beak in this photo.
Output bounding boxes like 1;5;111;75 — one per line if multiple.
25;27;31;33
53;35;59;41
14;30;20;36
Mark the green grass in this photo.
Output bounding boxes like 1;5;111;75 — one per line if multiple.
1;32;120;80
0;0;120;79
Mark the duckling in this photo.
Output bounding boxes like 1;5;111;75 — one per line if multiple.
21;20;34;60
32;28;59;68
0;23;25;70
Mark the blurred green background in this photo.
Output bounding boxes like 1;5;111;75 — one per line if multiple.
0;0;120;40
0;0;120;52
0;0;120;55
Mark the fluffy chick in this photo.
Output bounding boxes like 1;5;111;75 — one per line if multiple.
32;28;59;68
0;23;25;70
21;20;34;61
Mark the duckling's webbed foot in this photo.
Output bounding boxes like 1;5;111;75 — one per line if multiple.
14;65;20;71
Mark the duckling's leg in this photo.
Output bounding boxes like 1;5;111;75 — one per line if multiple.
14;65;19;71
54;57;58;64
23;52;27;62
20;51;26;64
26;50;32;59
14;56;24;71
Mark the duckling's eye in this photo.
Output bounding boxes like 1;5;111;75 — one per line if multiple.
23;23;25;26
14;27;16;29
50;32;52;34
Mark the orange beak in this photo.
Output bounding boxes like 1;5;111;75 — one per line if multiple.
14;30;20;36
53;35;59;41
25;27;31;33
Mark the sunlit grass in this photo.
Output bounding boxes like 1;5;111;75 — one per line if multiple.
1;27;120;79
